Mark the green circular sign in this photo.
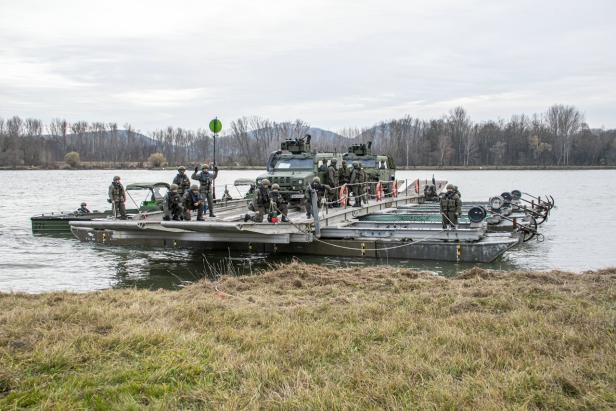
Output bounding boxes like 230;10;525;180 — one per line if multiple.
209;118;222;134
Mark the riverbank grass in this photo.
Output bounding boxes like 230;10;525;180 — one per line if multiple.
1;263;615;409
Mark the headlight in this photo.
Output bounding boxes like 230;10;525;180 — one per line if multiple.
298;179;303;185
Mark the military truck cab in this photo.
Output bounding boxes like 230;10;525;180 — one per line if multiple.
342;142;396;189
257;135;339;206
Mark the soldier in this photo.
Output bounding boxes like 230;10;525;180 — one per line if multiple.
244;179;271;222
349;162;367;207
76;202;90;214
339;160;351;185
182;184;205;221
305;176;333;219
359;164;369;204
424;184;438;201
440;183;462;229
270;183;289;222
327;158;340;207
173;166;191;196
108;176;127;219
191;163;218;217
163;184;183;221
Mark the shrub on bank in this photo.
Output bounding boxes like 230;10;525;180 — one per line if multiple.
63;151;80;168
148;152;167;168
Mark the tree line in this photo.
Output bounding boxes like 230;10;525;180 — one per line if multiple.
1;105;615;168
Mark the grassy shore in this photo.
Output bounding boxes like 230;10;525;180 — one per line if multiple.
1;263;615;409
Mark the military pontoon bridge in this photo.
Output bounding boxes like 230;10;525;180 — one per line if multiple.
70;179;523;263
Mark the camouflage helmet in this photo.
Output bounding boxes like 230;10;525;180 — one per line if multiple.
190;184;199;190
178;166;186;171
330;158;337;164
313;176;321;183
113;175;121;181
201;163;209;170
446;184;455;190
81;202;87;206
352;161;359;168
170;184;179;191
261;179;271;186
271;183;280;190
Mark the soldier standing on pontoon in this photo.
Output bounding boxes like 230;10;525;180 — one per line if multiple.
173;166;191;196
327;158;340;207
440;184;462;229
191;163;218;217
339;160;351;186
349;162;367;207
108;176;127;219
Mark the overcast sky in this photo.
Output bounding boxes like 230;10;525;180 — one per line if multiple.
1;0;615;132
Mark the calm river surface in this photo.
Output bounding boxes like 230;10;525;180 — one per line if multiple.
1;169;615;293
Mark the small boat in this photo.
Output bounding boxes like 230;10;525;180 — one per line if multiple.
31;182;171;234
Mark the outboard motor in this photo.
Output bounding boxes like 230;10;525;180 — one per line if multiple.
468;206;487;223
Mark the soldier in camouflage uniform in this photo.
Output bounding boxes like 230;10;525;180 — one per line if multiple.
182;184;205;221
163;184;183;221
108;175;127;219
339;160;351;185
440;183;462;229
270;183;289;222
244;179;271;223
349;162;367;207
305;176;333;219
173;166;191;196
326;158;340;207
76;202;90;214
191;163;218;217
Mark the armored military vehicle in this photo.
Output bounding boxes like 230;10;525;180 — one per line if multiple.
342;142;396;193
257;135;339;207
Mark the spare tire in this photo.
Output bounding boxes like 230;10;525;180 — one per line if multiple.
511;189;522;200
468;206;487;223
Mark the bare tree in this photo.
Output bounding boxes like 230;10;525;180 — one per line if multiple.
545;105;583;166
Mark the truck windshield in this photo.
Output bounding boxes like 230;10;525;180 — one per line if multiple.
360;159;377;168
274;158;313;170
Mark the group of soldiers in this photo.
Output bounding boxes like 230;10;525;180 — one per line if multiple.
242;180;289;223
106;163;219;221
320;159;371;208
163;164;219;221
106;163;461;228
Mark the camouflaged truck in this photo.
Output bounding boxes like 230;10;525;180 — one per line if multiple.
256;135;340;207
342;142;396;193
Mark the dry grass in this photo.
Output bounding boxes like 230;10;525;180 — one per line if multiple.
1;263;615;410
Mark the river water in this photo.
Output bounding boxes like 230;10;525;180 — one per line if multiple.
0;169;614;293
